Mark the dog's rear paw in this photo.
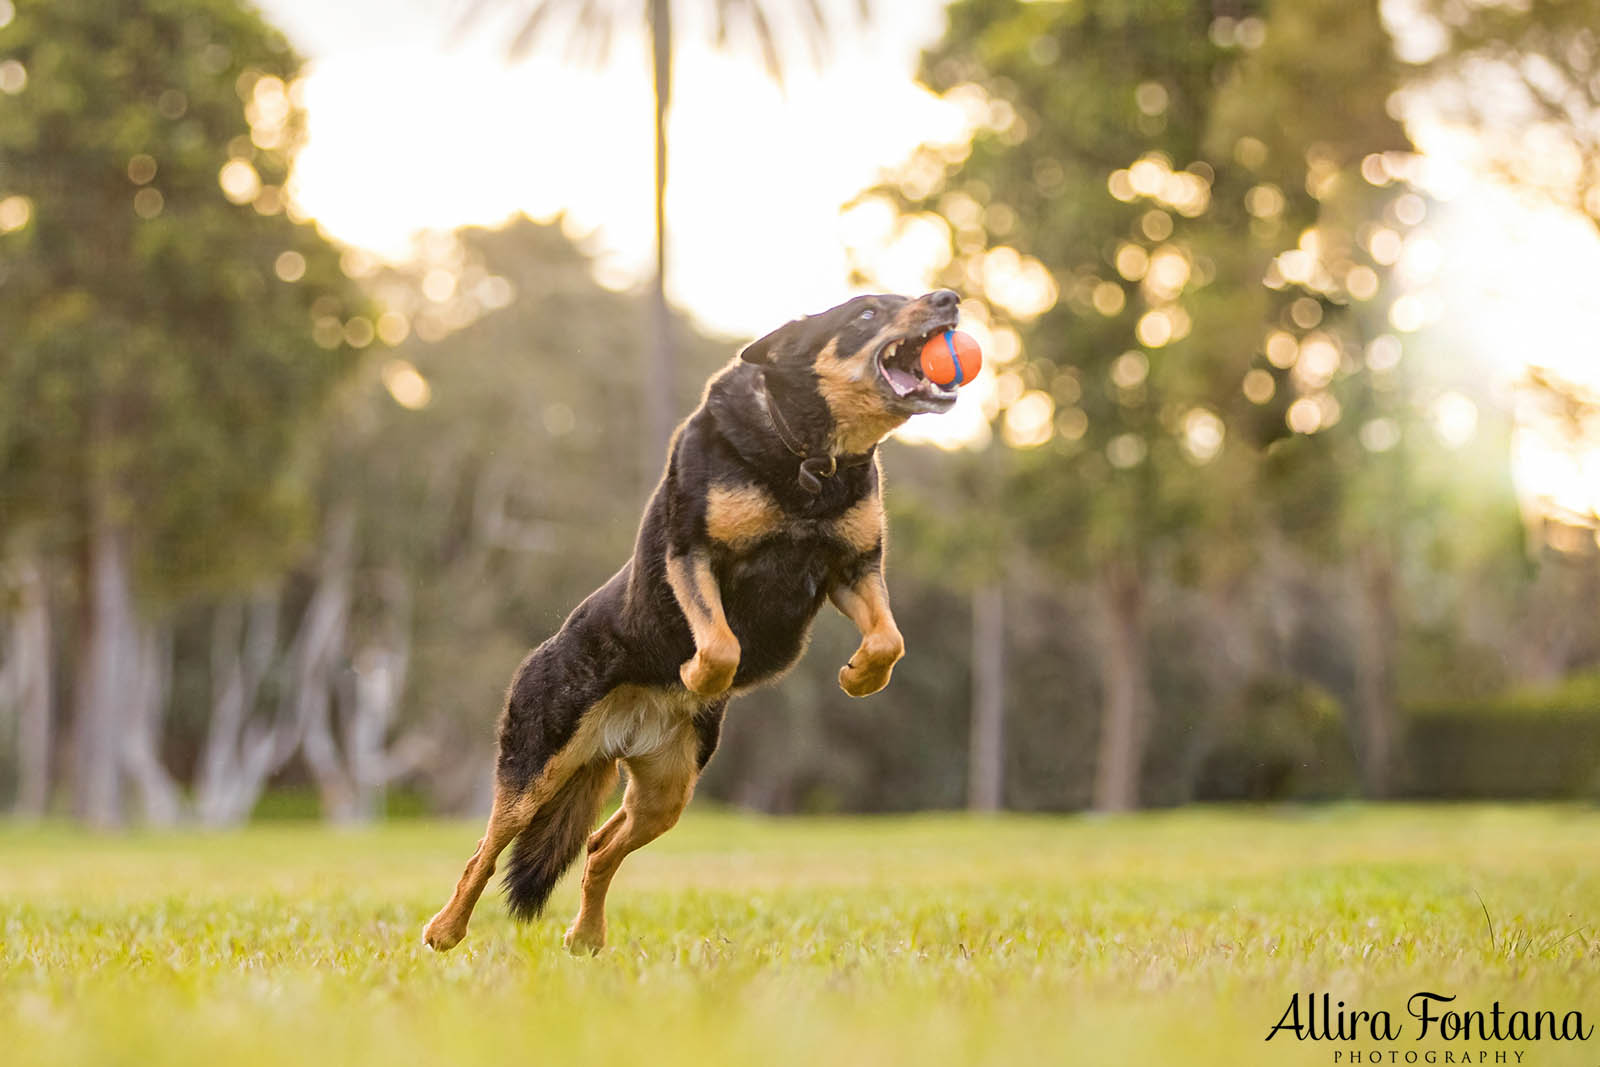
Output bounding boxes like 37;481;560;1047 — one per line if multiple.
680;646;738;698
563;920;605;955
423;911;466;952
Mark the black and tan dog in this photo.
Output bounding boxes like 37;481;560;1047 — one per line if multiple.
423;289;963;954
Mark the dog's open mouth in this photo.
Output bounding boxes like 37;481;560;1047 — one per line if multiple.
875;325;959;411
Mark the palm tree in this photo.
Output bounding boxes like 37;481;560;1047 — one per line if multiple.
457;0;870;492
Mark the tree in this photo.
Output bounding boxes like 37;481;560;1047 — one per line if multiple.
869;0;1413;805
312;217;736;813
868;0;1259;810
1406;0;1600;233
457;0;868;491
0;0;370;824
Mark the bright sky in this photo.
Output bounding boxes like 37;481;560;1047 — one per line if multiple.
264;0;959;336
258;0;1600;525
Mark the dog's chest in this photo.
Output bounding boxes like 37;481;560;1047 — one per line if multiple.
705;481;879;559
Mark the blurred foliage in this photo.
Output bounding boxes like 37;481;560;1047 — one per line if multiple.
1192;676;1354;802
1404;672;1600;799
1409;0;1600;230
0;0;370;597
318;218;729;806
859;0;1429;805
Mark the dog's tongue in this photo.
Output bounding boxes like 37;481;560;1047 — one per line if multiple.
883;364;920;397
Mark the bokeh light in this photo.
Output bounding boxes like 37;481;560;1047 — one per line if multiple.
132;188;165;219
219;160;262;205
0;59;26;94
1106;433;1147;468
1002;390;1055;448
274;251;307;282
1181;408;1225;464
1360;417;1401;453
1431;391;1478;449
0;195;32;232
1286;396;1323;434
1242;368;1276;404
381;359;432;410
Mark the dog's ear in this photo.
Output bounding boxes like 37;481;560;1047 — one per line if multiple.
740;319;803;366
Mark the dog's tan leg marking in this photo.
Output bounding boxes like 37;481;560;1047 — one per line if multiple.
564;725;700;954
666;551;740;697
831;568;905;698
423;712;621;952
423;782;533;952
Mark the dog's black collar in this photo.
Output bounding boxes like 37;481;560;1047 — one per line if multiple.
756;374;875;494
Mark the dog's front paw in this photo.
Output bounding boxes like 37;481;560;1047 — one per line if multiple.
839;659;895;697
680;641;738;697
839;632;904;697
423;910;467;952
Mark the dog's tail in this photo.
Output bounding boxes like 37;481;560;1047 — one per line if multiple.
502;760;618;921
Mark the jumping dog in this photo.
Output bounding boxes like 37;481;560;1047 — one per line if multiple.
423;289;963;954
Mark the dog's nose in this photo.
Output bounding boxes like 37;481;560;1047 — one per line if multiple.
928;289;960;311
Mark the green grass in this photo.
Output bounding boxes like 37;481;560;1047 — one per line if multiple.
4;805;1600;1066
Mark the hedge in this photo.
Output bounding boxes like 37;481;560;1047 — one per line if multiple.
1402;673;1600;799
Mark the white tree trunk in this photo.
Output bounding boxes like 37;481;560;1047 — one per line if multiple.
285;510;431;824
3;556;53;818
289;507;359;821
967;581;1005;811
73;514;136;827
120;623;182;825
340;569;425;821
195;594;293;826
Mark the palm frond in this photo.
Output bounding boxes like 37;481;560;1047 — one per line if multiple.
449;0;497;43
507;0;569;61
744;2;782;82
572;1;616;66
799;0;830;66
486;0;869;78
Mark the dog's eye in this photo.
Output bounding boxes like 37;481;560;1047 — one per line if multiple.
859;308;876;321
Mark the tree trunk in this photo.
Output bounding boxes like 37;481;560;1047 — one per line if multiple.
6;556;53;818
196;594;291;826
1352;541;1398;798
290;507;358;822
340;569;424;821
72;510;137;827
1093;557;1149;813
287;512;432;824
120;622;182;825
643;0;676;493
967;581;1005;811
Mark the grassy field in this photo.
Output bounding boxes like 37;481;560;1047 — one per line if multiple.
3;805;1599;1066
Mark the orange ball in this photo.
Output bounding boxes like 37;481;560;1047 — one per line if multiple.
920;329;983;387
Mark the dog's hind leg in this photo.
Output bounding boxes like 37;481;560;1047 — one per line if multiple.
423;754;621;951
423;782;535;952
563;721;701;954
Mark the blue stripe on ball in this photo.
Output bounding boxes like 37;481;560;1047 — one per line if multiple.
941;330;966;385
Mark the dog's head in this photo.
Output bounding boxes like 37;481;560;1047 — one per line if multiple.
740;290;962;452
